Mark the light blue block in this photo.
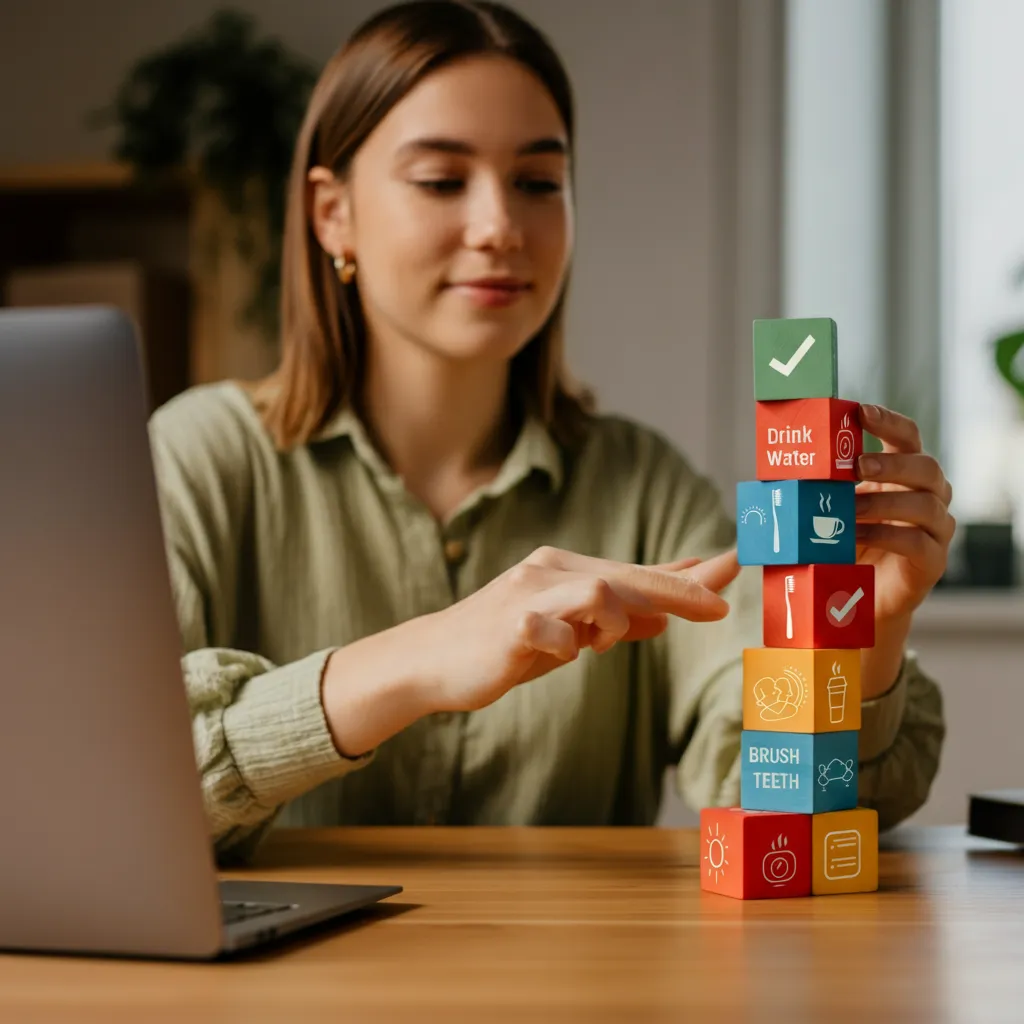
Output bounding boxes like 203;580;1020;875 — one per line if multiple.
737;480;798;565
736;480;855;566
740;730;858;814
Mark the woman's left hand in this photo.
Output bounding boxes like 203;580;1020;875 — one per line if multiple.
855;403;956;624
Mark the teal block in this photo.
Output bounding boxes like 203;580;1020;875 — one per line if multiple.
753;317;838;400
740;730;858;814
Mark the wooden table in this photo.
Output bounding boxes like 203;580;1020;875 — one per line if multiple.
0;826;1020;1022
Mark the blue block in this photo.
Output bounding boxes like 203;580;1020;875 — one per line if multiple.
740;730;858;814
736;480;855;566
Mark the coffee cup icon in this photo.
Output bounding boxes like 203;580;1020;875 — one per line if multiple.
811;516;845;544
827;673;848;724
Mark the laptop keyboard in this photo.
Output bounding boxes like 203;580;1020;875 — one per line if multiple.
221;900;294;926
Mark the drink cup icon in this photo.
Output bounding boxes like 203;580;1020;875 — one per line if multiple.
827;670;848;724
811;516;845;544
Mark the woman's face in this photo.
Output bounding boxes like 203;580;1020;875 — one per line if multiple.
319;55;573;366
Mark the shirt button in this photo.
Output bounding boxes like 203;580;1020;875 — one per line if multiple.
443;538;466;563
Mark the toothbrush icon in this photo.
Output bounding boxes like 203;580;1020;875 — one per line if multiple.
784;574;795;639
771;488;782;553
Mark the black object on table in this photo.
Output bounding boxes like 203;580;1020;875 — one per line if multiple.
968;789;1024;845
962;523;1016;588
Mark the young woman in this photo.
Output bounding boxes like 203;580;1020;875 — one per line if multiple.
150;0;952;863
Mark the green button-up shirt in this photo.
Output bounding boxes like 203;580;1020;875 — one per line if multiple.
149;383;944;864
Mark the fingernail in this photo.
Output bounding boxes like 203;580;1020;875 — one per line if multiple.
861;404;879;420
859;455;880;477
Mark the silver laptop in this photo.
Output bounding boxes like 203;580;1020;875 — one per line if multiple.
0;306;401;959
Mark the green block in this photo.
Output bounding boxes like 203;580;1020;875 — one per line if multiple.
753;317;838;400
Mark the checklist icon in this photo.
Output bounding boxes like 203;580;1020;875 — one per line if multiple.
823;829;861;880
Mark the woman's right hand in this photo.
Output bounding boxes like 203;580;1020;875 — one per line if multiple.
419;545;740;712
321;545;739;757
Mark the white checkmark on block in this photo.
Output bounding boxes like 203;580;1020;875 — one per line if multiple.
829;587;865;623
769;334;816;377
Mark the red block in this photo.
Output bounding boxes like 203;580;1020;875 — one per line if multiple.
755;398;862;481
763;564;875;649
700;807;812;900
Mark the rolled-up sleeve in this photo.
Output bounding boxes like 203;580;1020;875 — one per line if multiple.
856;651;945;830
185;644;374;864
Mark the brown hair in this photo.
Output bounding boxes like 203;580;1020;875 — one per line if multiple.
246;0;594;451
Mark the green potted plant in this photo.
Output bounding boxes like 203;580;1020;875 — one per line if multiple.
90;9;318;339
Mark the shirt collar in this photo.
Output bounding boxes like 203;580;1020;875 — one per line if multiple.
310;404;564;497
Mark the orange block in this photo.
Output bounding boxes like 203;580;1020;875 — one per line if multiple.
755;398;862;482
743;648;862;733
811;807;879;895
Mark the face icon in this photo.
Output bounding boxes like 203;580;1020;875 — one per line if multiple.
752;667;806;722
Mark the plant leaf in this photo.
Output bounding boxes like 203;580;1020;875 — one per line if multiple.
994;330;1024;400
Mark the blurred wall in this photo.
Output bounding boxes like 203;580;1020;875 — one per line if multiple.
0;0;783;826
0;0;779;492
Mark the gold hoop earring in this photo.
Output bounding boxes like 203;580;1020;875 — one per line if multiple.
332;253;356;285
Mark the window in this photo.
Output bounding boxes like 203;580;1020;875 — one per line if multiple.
782;0;887;410
941;0;1024;537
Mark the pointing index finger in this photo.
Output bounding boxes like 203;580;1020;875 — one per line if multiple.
625;566;731;622
678;548;740;593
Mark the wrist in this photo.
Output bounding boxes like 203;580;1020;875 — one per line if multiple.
320;616;441;757
861;612;912;700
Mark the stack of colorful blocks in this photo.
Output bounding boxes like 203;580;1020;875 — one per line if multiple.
700;317;879;900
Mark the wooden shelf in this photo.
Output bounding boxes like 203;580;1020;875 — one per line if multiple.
0;159;277;398
0;160;136;192
0;160;198;194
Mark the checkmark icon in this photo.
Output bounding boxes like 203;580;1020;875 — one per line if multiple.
828;587;865;623
769;334;816;377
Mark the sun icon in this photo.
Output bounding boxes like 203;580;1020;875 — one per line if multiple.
704;823;729;883
741;505;767;526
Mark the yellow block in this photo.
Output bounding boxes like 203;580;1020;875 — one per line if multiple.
812;807;879;895
742;648;861;733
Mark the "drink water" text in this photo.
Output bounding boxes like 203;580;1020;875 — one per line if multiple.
765;425;815;468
